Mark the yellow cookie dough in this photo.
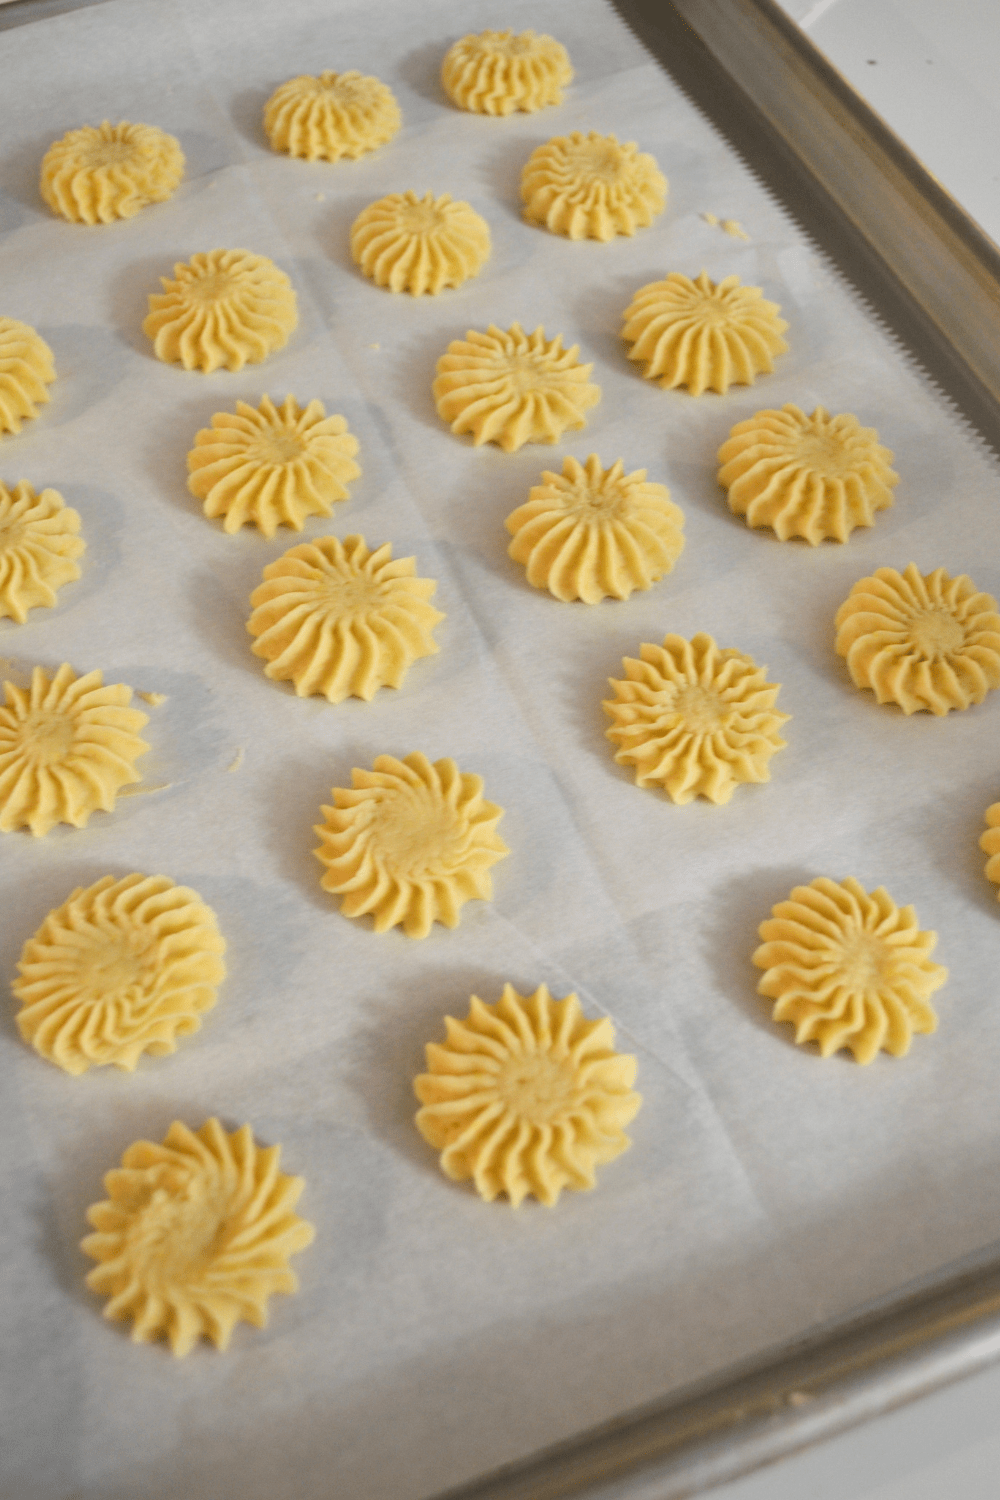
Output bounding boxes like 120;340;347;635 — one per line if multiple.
604;632;789;803
351;191;491;295
622;271;788;395
0;663;149;835
521;131;666;241
264;70;401;160
143;249;298;373
982;803;1000;901
248;534;444;701
753;876;946;1063
433;323;600;451
441;29;572;114
14;872;226;1074
0;318;55;436
40;120;184;224
718;404;899;544
314;752;508;938
505;455;684;602
415;984;640;1206
187;395;360;535
0;481;84;622
835;564;1000;715
82;1118;315;1356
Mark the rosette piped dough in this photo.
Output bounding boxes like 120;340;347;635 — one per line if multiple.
82;1119;315;1355
604;632;789;804
0;318;55;436
753;876;947;1063
718;405;899;544
187;395;360;535
248;535;444;701
982;803;1000;901
0;664;149;835
835;564;1000;715
14;873;226;1074
40;120;184;224
521;132;666;241
0;481;84;621
314;752;509;938
415;984;640;1206
441;30;572;114
143;250;298;373
433;323;600;451
264;70;400;160
622;271;788;395
506;455;684;602
351;191;490;295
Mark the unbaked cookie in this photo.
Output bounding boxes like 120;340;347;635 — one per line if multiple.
0;318;55;436
143;250;297;373
441;30;572;114
0;481;84;622
982;803;1000;902
622;271;788;394
40;120;184;224
521;131;666;241
264;70;400;160
351;191;490;295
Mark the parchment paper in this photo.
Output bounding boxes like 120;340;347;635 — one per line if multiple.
1;1;999;1497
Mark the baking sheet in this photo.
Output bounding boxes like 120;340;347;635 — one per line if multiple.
1;1;999;1497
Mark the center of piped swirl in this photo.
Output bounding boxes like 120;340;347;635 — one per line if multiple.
567;478;625;518
319;573;381;616
672;684;727;733
80;933;157;1004
371;792;464;877
906;608;964;659
838;931;890;992
185;272;238;305
793;431;853;475
83;141;137;169
496;1050;577;1124
18;709;75;764
131;1171;225;1282
569;142;627;184
252;432;305;466
397;202;446;235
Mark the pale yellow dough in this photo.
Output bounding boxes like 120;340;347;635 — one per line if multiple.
604;632;789;804
505;455;684;602
351;191;491;295
433;323;600;451
0;481;84;621
441;29;572;114
82;1118;315;1356
981;804;1000;901
40;120;184;224
521;131;666;241
622;271;788;394
14;873;226;1074
718;405;899;544
314;752;508;938
415;984;640;1206
0;318;55;436
753;876;946;1063
835;564;1000;715
264;70;400;160
0;663;149;835
187;395;360;535
143;249;297;373
248;534;444;701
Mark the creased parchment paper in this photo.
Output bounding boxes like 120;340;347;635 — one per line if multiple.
1;1;999;1496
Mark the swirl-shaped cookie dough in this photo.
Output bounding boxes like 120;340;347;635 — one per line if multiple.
263;70;401;160
433;323;600;451
622;271;788;395
834;564;1000;715
754;876;946;1063
982;804;1000;902
505;454;684;602
143;249;298;374
315;752;508;938
40;120;184;225
604;632;789;804
0;318;55;436
13;873;226;1075
415;984;640;1206
0;481;84;622
441;29;572;114
82;1119;315;1356
718;405;899;544
0;663;149;835
351;191;490;295
248;534;444;701
521;131;666;241
187;395;359;536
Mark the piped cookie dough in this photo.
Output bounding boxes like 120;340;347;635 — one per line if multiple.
441;30;572;114
143;250;297;373
248;534;444;701
314;752;508;938
414;984;640;1206
621;271;788;394
753;876;946;1063
521;132;666;241
982;804;1000;901
40;121;184;224
187;395;359;535
505;455;684;602
0;318;55;436
604;632;789;803
0;481;84;621
81;1119;315;1356
834;564;1000;715
351;191;491;295
264;71;401;160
